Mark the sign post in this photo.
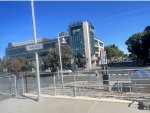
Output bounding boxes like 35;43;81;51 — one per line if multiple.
30;0;42;102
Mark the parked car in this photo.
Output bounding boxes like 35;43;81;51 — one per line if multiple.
45;69;51;73
61;69;72;74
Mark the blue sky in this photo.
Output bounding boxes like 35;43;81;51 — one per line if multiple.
0;1;150;58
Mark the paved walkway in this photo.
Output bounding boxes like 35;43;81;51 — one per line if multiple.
0;92;13;101
0;95;149;113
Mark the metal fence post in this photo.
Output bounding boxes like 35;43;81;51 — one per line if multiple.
98;73;102;96
128;71;132;99
129;85;132;100
22;75;25;94
14;76;17;96
9;76;12;94
120;81;122;96
117;80;120;94
88;75;91;92
73;73;76;97
82;83;84;96
53;75;56;96
57;68;59;85
25;76;28;93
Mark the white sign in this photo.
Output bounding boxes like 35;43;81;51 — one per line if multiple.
26;44;43;51
101;51;106;60
100;51;107;64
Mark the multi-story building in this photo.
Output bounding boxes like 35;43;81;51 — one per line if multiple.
5;21;105;69
69;21;104;69
5;38;57;60
94;38;105;66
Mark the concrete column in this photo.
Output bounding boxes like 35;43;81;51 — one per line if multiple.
83;21;92;69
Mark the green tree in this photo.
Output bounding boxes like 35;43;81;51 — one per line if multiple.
75;51;86;68
125;26;150;63
144;26;150;31
44;48;59;70
141;30;150;64
44;44;72;70
61;45;72;67
125;33;143;59
0;59;3;73
105;44;124;61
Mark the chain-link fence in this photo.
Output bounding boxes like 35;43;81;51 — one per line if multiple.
2;69;149;101
20;69;150;101
0;75;17;95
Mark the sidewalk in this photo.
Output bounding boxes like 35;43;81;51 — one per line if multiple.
0;94;149;113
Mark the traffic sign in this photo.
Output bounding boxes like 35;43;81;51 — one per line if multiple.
26;44;43;51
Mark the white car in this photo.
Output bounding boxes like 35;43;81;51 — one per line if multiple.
62;69;72;74
45;69;51;72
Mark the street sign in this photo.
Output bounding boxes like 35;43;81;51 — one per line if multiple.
26;43;43;51
101;51;106;61
100;51;107;65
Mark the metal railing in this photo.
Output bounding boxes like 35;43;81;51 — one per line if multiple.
0;75;17;95
1;69;149;101
19;69;149;101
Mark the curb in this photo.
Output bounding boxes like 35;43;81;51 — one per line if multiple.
23;93;137;104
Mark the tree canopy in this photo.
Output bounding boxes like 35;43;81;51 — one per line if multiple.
9;57;27;72
105;44;124;61
125;26;150;62
44;44;72;70
125;33;143;59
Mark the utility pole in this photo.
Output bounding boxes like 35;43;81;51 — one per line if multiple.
31;0;41;102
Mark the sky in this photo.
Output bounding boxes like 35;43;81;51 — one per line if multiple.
0;1;150;58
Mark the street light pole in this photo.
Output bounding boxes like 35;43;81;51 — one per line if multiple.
31;0;41;102
58;33;64;93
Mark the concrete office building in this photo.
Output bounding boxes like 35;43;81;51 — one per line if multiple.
69;21;104;69
5;38;57;60
5;21;105;69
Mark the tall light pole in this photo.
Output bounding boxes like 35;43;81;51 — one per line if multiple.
58;33;66;93
31;0;41;102
58;33;63;92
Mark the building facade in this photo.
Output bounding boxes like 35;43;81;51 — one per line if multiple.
94;38;105;66
5;38;57;60
5;21;105;69
69;21;104;69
